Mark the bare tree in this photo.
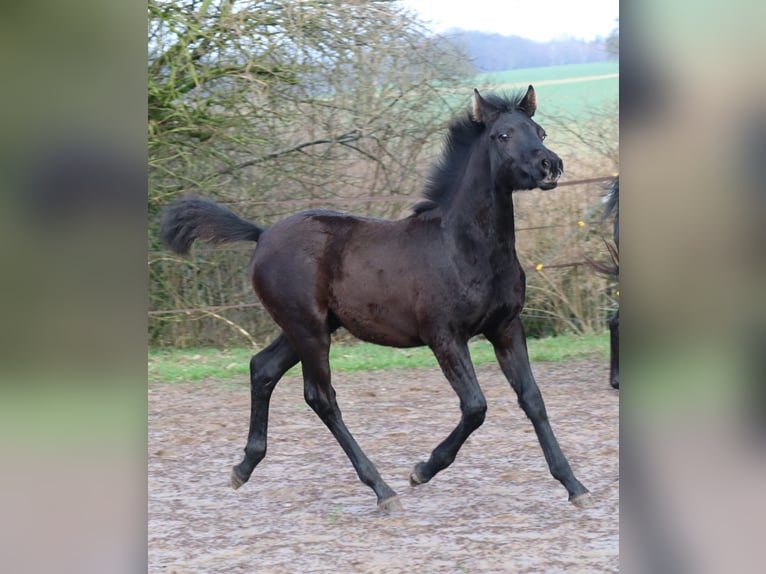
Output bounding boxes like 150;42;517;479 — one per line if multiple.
149;0;472;209
540;102;619;178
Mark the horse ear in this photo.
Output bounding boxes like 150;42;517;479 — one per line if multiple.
472;89;497;124
519;85;537;117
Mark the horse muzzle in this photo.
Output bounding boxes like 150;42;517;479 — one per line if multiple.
537;155;563;190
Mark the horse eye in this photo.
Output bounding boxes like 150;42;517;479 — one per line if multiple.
540;133;547;141
498;133;509;141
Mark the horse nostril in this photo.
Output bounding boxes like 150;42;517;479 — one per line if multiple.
541;158;551;170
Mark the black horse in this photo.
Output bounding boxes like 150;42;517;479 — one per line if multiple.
161;87;591;510
592;176;619;389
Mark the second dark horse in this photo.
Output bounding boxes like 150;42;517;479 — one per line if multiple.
590;176;620;389
161;87;591;510
606;177;620;390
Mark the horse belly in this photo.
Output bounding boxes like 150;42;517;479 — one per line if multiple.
337;307;424;348
330;287;424;348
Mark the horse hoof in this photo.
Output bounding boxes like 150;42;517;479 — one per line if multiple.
570;492;593;508
230;467;249;490
409;463;428;487
378;495;403;512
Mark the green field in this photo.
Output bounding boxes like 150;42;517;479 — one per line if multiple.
149;332;608;383
466;62;619;119
477;62;618;85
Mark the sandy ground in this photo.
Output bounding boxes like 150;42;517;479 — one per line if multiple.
149;359;618;573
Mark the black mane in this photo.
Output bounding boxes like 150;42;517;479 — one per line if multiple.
412;91;529;215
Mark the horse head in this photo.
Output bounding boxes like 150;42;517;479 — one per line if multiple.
473;86;563;192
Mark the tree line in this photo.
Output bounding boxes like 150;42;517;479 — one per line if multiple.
449;30;618;72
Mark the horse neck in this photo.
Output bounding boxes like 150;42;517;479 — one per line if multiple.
443;143;517;250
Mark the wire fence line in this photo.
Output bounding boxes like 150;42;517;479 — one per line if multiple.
147;304;600;324
148;175;615;257
148;303;262;316
215;175;613;207
147;263;599;317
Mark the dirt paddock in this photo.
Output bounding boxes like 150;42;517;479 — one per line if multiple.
149;359;619;573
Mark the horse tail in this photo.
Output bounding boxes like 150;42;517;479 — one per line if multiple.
586;239;619;276
587;175;619;276
601;176;619;248
160;196;265;255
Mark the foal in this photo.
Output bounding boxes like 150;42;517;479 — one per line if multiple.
161;87;591;510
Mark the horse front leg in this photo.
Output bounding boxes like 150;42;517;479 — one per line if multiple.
486;317;591;507
409;340;488;487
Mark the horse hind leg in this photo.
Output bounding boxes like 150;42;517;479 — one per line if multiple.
292;326;401;511
231;333;299;489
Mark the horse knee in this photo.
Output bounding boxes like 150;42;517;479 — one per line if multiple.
304;387;318;410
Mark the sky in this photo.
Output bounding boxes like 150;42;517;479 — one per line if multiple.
398;0;619;42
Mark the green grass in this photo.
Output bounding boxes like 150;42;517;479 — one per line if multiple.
149;332;608;383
